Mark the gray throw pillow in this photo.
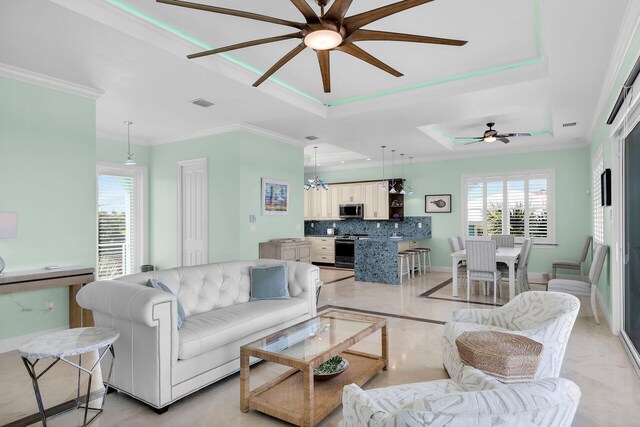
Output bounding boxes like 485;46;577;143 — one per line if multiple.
250;264;290;301
146;278;186;329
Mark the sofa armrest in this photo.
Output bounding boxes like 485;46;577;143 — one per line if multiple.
77;279;178;408
340;384;389;427
77;280;177;327
286;262;320;317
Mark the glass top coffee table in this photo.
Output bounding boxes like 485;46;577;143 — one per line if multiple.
240;310;388;427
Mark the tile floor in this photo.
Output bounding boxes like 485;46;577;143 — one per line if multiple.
2;269;639;426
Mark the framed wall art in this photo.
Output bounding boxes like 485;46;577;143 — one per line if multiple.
425;194;451;213
262;178;289;216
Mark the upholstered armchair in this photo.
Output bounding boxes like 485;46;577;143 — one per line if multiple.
340;366;581;427
443;291;580;383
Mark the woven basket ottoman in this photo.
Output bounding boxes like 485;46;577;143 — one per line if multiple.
455;330;543;384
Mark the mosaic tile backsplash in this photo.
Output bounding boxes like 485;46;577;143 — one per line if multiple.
304;216;432;238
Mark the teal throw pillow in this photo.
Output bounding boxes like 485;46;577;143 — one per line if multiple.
146;278;186;329
250;265;290;301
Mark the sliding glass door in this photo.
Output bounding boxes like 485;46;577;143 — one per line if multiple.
624;123;640;353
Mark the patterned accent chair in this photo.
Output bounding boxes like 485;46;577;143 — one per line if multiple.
340;366;581;427
443;291;580;383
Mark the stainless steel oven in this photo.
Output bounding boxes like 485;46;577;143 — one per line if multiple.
334;234;368;269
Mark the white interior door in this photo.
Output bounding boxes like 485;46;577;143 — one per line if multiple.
178;159;208;266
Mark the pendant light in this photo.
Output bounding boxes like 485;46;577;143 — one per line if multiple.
407;157;415;196
124;121;136;166
304;146;329;190
379;146;387;191
389;150;397;194
399;154;407;195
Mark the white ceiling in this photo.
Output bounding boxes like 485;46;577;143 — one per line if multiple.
0;0;630;171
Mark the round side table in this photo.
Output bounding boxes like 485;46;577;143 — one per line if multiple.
19;327;119;426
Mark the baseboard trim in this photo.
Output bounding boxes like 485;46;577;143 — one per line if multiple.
596;289;613;332
0;326;68;354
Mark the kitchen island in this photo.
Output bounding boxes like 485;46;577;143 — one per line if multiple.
355;235;430;285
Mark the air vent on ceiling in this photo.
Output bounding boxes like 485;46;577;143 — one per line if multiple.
190;98;214;108
562;122;577;128
305;135;319;140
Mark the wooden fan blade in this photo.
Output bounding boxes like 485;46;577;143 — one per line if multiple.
455;137;483;140
347;29;467;46
499;133;531;137
290;0;319;23
316;50;331;93
253;42;307;87
157;0;304;29
334;43;403;77
343;0;433;32
323;0;354;24
498;137;510;144
188;33;303;59
464;141;481;146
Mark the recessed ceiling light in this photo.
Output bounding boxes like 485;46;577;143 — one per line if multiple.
367;158;371;161
190;98;214;108
305;135;319;140
340;161;345;164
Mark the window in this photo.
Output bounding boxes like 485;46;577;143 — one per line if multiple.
593;148;605;244
97;164;146;279
462;170;555;244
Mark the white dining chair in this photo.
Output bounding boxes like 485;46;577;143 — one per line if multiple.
548;243;608;324
457;236;466;250
498;238;532;294
466;240;502;303
448;237;467;292
491;234;515;248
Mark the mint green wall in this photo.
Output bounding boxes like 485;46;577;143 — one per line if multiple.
149;132;303;269
0;76;96;340
589;26;640;313
308;147;591;274
96;137;151;167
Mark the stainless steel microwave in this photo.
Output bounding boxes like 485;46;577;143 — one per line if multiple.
339;204;363;219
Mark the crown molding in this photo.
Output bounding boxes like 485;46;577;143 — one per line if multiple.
588;1;640;141
150;122;305;147
0;63;104;99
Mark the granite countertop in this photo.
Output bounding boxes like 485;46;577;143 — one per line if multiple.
358;236;429;242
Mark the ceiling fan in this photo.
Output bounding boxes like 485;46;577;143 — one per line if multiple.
456;122;532;144
157;0;468;93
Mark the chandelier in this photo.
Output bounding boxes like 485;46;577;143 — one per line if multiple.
305;146;329;191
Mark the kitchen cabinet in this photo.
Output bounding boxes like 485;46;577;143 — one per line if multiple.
338;183;365;204
259;239;311;263
304;180;402;221
304;186;339;220
363;181;389;220
305;236;335;264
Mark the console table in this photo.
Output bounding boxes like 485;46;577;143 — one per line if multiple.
0;266;95;328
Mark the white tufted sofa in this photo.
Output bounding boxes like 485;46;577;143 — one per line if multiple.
77;260;319;411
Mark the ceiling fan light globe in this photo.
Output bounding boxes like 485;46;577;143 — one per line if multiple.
484;136;496;143
304;30;343;50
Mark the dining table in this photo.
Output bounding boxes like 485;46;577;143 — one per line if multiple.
451;247;521;301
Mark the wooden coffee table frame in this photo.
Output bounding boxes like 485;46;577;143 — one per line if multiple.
240;310;388;427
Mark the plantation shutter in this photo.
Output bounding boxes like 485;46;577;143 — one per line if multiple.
463;171;554;244
593;150;605;244
98;174;137;279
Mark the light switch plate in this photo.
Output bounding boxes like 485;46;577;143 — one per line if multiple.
311;223;314;228
418;222;422;228
249;214;256;223
394;223;399;229
377;223;380;228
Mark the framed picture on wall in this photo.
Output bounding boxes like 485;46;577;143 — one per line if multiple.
262;178;290;216
425;194;452;213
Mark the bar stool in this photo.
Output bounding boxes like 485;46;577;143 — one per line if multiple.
416;247;432;273
404;249;423;276
398;252;412;283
